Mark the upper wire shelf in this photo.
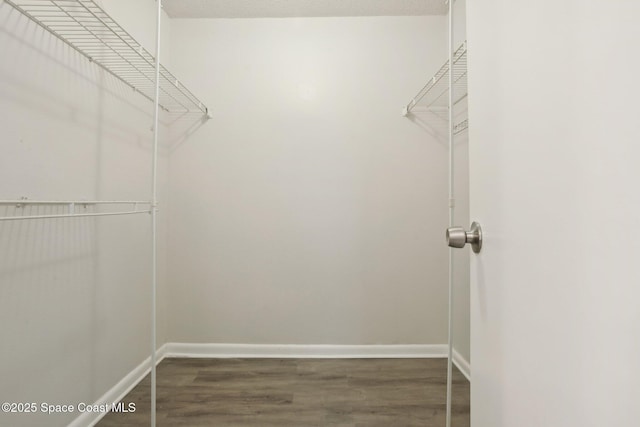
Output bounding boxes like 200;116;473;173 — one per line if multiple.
403;41;467;120
4;0;210;116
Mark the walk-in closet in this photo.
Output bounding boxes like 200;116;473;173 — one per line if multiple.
3;1;640;427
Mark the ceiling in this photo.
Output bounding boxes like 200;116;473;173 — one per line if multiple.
162;0;448;19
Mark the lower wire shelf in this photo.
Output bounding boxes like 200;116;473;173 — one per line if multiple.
0;199;153;221
454;119;469;135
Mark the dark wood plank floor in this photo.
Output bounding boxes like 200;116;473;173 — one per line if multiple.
98;358;469;426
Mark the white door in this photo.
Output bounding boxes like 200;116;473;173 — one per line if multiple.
466;1;640;426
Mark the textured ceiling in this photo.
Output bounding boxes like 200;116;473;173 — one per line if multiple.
162;0;448;19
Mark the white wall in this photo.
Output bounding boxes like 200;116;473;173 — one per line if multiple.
468;1;640;426
0;1;168;426
166;16;450;345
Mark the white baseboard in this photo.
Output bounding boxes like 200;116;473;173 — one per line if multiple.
67;344;168;427
452;348;471;381
163;343;448;359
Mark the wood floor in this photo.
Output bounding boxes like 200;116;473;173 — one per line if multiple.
97;358;470;427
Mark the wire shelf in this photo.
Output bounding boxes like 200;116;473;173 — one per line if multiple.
403;41;467;118
453;118;468;135
4;0;209;116
0;199;153;221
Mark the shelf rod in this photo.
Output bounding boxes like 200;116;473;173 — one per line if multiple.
0;200;152;205
150;0;161;425
0;210;152;222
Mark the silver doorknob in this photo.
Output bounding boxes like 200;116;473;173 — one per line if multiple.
446;222;483;253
